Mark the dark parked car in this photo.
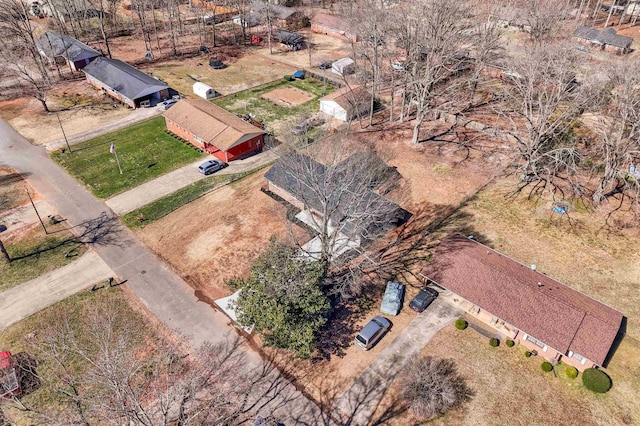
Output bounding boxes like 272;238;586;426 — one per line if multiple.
354;316;392;350
198;159;227;175
409;287;439;312
291;116;324;135
209;60;227;69
318;61;333;70
380;281;405;316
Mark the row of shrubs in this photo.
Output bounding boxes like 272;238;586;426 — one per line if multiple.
454;317;612;393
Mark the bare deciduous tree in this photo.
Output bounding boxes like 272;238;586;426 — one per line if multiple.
400;357;473;420
522;0;571;45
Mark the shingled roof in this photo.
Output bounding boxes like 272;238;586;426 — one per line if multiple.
574;26;633;49
36;31;100;61
163;99;265;151
264;152;407;240
420;235;623;366
312;13;349;31
82;57;168;101
320;85;369;116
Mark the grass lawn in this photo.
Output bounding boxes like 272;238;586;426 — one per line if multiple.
212;78;334;135
51;117;205;199
0;226;86;292
122;168;260;229
0;286;152;423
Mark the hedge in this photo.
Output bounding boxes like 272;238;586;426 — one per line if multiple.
489;338;500;347
582;368;612;393
455;319;468;330
541;361;553;372
505;339;515;347
525;351;532;357
566;366;579;379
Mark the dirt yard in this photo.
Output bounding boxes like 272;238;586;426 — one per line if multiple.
0;166;30;211
260;86;315;107
251;29;352;70
147;52;296;96
0;80;130;146
136;170;309;301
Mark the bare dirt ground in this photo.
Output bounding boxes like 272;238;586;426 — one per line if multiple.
136;170;309;301
148;52;296;96
0;80;130;146
251;29;352;70
0;166;30;211
260;86;315;107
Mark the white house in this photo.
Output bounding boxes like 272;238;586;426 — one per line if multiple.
319;85;370;122
192;82;219;100
332;57;355;76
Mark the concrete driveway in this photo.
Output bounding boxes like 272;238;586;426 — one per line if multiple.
334;298;462;425
0;251;113;330
105;149;279;216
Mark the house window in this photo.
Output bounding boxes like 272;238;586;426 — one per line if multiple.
194;136;203;144
471;306;480;314
490;316;499;325
525;335;545;348
571;352;585;363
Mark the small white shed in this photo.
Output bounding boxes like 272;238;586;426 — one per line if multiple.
319;85;370;122
193;81;218;100
332;57;355;76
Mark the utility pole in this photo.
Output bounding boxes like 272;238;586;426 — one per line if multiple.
55;111;72;152
25;188;47;234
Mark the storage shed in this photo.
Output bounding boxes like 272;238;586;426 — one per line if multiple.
193;82;219;100
320;85;370;122
332;57;355;76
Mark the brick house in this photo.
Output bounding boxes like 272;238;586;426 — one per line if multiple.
420;234;624;371
573;26;633;54
82;57;170;108
163;99;265;162
311;13;357;42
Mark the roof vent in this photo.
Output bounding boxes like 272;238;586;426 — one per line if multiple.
486;251;490;255
531;264;536;271
467;235;474;240
537;282;543;288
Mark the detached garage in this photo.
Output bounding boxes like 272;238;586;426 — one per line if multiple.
164;99;265;162
320;85;370;122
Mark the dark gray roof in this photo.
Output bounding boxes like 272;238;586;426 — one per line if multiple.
81;57;169;101
36;31;100;61
574;26;633;49
265;152;408;240
274;30;304;46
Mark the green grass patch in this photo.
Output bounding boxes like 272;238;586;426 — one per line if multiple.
1;231;86;292
51;117;204;199
122;168;262;229
212;78;334;134
0;286;150;420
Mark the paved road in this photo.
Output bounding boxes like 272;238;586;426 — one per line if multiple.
105;149;279;216
44;106;163;151
0;118;326;424
334;298;462;425
0;251;113;330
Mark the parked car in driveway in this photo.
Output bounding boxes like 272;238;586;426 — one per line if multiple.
318;61;333;70
161;99;178;110
380;281;405;316
409;287;439;312
291;116;324;135
354;316;392;350
198;159;227;175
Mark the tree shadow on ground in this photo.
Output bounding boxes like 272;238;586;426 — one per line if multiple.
13;352;40;397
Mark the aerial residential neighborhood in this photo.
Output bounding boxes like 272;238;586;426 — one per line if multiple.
0;0;639;425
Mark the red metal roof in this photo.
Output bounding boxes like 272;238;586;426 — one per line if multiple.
420;234;623;366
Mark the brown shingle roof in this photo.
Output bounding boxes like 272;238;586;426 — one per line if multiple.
420;234;623;366
320;85;369;115
163;99;264;151
312;13;348;31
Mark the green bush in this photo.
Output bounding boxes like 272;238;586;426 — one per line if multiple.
283;75;294;81
582;368;612;393
525;351;532;357
489;338;499;347
454;319;468;330
541;361;553;372
505;339;515;347
566;366;579;379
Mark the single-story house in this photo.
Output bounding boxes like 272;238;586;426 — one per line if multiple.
240;1;304;29
420;235;624;371
311;13;357;42
320;85;370;122
36;31;101;71
163;99;265;162
573;26;633;54
264;151;407;246
82;57;170;108
331;57;355;76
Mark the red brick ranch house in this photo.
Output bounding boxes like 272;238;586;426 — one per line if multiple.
420;234;623;371
163;99;265;162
